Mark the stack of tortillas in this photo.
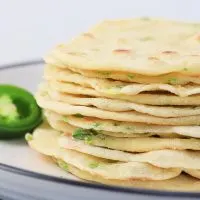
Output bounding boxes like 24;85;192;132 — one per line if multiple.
28;18;200;191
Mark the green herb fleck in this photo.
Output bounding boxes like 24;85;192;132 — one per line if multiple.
183;68;188;71
72;128;98;144
98;130;103;134
125;126;135;131
73;128;91;140
113;122;120;126
167;78;178;84
140;36;153;41
115;85;124;89
73;113;84;118
126;126;132;130
93;122;101;128
25;133;33;141
127;74;135;79
97;71;111;76
89;162;99;169
84;135;93;144
63;117;68;122
57;160;69;171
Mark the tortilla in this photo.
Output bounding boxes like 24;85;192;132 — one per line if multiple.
55;161;200;191
61;131;200;152
44;66;200;97
68;66;200;85
44;18;200;76
59;149;180;180
46;114;180;138
45;111;200;139
47;89;200;118
46;114;156;138
44;81;200;106
59;135;200;169
36;93;200;125
28;123;180;180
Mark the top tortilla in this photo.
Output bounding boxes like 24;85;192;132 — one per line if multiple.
45;18;200;76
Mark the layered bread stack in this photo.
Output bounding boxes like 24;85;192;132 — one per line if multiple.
28;18;200;191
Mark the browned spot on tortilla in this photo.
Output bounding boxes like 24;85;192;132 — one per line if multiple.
113;49;131;54
63;133;71;137
148;56;159;60
129;177;154;181
195;35;200;41
84;117;96;122
83;33;95;38
162;51;177;54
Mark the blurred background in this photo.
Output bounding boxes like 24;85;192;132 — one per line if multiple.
0;0;199;64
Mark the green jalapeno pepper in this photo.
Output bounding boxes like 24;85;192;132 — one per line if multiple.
0;84;42;139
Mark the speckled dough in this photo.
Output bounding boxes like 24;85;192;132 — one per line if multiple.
36;92;200;125
45;111;200;139
29;124;181;181
59;135;200;169
46;88;200;118
44;66;200;97
43;81;200;106
45;18;200;76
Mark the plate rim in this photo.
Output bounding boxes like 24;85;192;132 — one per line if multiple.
1;60;200;198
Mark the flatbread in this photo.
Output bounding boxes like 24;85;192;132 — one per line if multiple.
28;17;200;190
44;66;200;97
36;93;200;125
55;161;200;191
28;123;180;180
59;149;180;180
185;169;200;179
47;89;200;118
59;135;200;169
45;18;200;76
68;66;200;85
46;114;155;138
28;123;200;189
46;113;180;138
45;111;200;138
61;131;200;152
44;81;200;106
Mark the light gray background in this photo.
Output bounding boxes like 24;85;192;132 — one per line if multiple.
0;0;199;64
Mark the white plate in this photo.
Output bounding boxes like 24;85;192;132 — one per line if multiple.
0;61;199;200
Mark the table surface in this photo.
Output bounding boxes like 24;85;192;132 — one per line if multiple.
0;0;200;65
